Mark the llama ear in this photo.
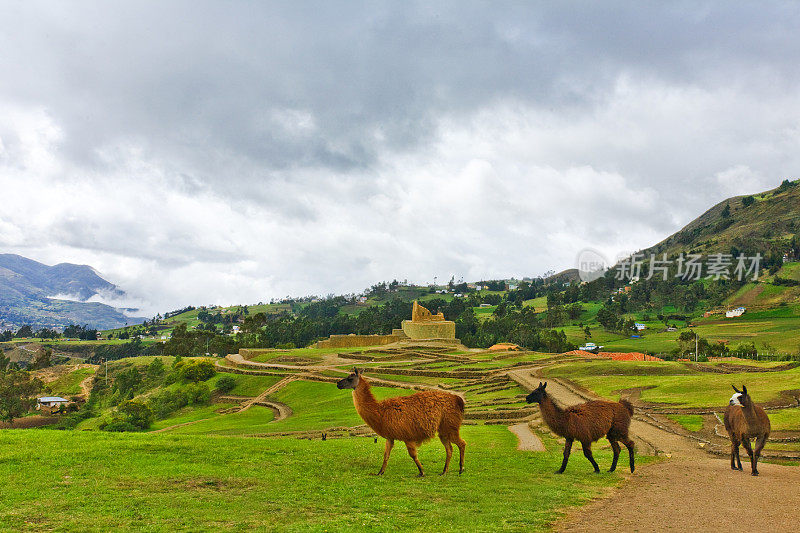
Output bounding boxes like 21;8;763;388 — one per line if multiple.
542;382;547;389
742;385;747;395
732;384;741;393
353;367;360;375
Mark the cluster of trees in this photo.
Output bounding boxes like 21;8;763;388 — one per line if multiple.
0;350;43;423
63;324;99;340
0;324;98;341
69;357;218;432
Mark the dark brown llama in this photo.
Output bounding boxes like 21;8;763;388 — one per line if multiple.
526;382;634;473
724;384;770;476
337;368;466;476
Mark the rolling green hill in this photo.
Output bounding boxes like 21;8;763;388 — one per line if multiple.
642;179;799;259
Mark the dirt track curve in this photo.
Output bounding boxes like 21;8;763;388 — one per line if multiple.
508;369;800;532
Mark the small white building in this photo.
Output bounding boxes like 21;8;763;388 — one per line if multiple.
726;307;746;318
634;323;647;331
37;397;70;413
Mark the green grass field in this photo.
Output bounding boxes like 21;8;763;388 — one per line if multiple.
0;426;634;532
45;366;96;397
544;360;800;408
666;414;704;432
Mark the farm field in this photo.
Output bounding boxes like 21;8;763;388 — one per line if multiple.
0;426;627;532
7;341;800;531
543;359;800;408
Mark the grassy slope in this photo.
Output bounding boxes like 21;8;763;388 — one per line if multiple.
44;366;96;397
544;360;800;408
0;426;632;532
642;181;800;258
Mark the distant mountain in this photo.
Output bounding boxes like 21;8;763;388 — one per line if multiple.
0;254;145;330
640;179;800;259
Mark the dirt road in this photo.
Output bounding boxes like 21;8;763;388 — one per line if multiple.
508;422;546;451
509;369;800;532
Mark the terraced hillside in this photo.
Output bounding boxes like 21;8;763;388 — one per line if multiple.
5;345;800;530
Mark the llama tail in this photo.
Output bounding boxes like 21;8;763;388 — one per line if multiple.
455;395;465;413
620;399;634;416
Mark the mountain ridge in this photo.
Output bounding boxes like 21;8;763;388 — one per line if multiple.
0;254;143;330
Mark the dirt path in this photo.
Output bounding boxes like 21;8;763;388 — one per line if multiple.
237;375;296;413
508;423;545;451
509;368;800;531
78;373;95;399
153;376;296;433
557;456;800;531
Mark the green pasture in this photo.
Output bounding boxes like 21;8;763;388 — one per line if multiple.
215;374;283;397
0;424;634;531
161;405;277;435
666;414;704;432
45;366;96;397
544;360;800;408
250;350;323;364
148;403;238;432
763;407;800;432
265;381;416;433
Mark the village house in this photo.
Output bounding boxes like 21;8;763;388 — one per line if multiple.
726;307;746;318
37;397;70;414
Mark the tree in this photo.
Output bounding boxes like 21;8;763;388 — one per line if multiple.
178;359;216;382
741;195;755;207
30;348;52;370
567;303;583;320
215;375;236;393
14;325;33;338
721;202;731;219
584;326;592;341
0;370;43;423
114;399;154;430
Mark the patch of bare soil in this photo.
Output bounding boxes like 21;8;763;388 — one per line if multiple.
0;416;58;429
556;456;800;532
508;423;545;451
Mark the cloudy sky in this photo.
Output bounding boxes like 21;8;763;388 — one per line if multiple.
2;2;800;315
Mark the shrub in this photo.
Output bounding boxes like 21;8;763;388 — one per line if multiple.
102;420;140;432
107;399;154;431
185;383;211;406
149;389;189;419
215;376;236;393
179;360;216;382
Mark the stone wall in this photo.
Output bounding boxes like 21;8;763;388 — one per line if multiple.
401;319;456;340
315;334;401;349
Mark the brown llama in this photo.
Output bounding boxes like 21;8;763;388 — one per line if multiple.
724;384;770;476
526;382;634;473
337;368;466;476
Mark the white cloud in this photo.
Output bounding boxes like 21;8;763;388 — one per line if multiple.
3;4;800;316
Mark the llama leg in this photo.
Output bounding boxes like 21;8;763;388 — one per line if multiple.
556;438;573;474
753;435;767;476
378;439;394;475
439;435;453;475
608;439;621;472
741;438;757;476
581;441;600;473
405;441;425;477
456;434;466;474
622;438;635;473
730;438;741;470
